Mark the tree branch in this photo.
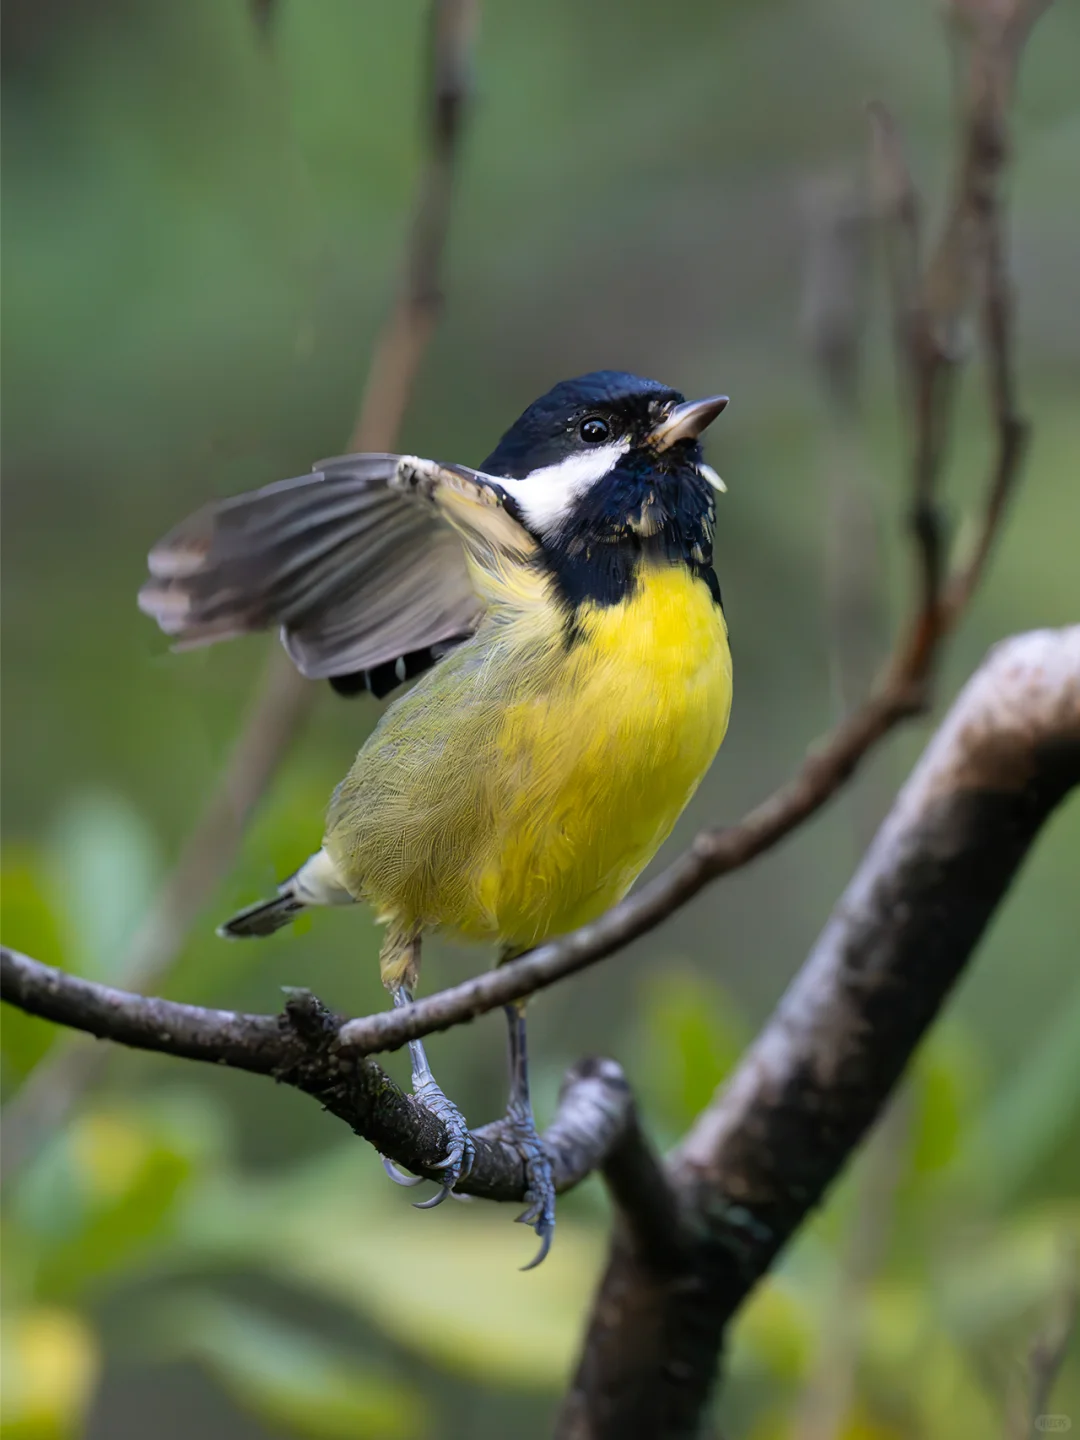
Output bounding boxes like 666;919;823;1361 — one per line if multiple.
0;0;478;1180
560;625;1080;1439
0;950;662;1208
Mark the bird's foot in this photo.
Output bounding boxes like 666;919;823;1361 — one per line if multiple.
496;1107;556;1269
382;1078;475;1209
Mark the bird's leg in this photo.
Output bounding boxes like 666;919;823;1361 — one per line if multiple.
379;930;474;1206
496;996;556;1269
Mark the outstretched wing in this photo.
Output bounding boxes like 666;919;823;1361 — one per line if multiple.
137;452;536;687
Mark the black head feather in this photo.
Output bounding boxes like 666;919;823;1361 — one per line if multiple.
481;371;683;477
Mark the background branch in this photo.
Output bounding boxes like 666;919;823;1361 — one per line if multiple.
0;0;477;1181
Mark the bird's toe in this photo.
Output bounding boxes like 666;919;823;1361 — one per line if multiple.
495;1110;556;1268
409;1077;475;1205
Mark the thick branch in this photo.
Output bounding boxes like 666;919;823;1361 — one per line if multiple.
560;626;1080;1439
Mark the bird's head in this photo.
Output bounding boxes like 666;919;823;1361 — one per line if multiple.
480;371;728;551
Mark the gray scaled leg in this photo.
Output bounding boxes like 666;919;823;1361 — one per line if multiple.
379;932;475;1206
498;997;556;1268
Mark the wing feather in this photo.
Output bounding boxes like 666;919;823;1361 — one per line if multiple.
137;452;537;683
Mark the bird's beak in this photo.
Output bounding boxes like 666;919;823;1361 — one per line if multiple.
647;395;729;452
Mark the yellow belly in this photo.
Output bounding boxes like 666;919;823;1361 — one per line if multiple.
326;561;731;949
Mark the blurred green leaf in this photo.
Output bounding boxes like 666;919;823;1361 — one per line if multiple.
728;1277;814;1383
962;975;1080;1208
906;1021;985;1180
0;851;68;1079
157;1293;428;1440
47;791;161;982
16;1106;196;1302
633;963;750;1136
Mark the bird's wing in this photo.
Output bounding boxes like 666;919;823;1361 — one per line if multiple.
137;452;537;681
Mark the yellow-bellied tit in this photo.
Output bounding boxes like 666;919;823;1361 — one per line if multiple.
138;371;732;1266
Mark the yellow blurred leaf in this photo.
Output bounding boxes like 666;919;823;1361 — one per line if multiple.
635;964;749;1134
0;1306;99;1440
729;1279;814;1382
23;1107;195;1301
69;1112;153;1202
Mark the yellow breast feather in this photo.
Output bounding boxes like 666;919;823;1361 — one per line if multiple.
326;559;731;949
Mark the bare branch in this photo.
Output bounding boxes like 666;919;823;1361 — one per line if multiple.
0;0;478;1179
942;0;1035;619
867;100;921;333
561;626;1080;1439
0;950;661;1212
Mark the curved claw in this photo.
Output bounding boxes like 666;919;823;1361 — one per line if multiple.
457;1132;477;1183
519;1220;555;1272
491;1113;556;1269
431;1148;464;1171
410;1079;475;1197
413;1183;452;1210
382;1156;426;1187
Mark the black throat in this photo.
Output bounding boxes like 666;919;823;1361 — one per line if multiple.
539;451;723;614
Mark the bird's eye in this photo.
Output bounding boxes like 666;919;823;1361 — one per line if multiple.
579;416;611;444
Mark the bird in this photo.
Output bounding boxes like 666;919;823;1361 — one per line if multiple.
138;370;733;1267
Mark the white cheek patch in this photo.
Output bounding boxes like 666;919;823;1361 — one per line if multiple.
498;441;630;533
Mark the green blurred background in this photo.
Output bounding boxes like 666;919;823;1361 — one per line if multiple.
2;1;1079;1437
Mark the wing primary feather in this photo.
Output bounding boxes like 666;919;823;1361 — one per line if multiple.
137;452;539;683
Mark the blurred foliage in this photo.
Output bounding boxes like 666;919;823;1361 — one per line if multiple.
2;0;1079;1436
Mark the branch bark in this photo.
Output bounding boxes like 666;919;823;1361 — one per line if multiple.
0;951;666;1209
559;625;1080;1440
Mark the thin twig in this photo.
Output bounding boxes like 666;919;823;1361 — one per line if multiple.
942;2;1034;619
0;0;478;1180
867;101;921;334
797;170;906;1440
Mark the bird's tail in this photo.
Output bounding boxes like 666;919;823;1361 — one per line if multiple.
217;848;353;940
218;892;306;939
